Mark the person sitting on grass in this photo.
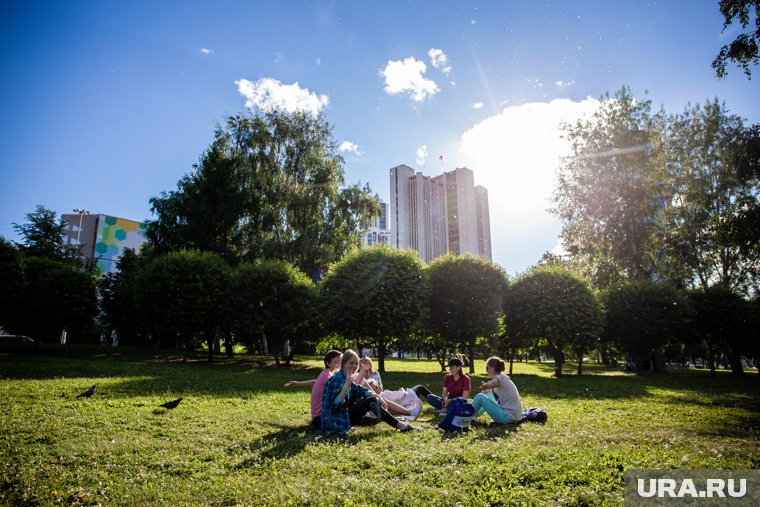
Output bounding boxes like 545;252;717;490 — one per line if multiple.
412;356;471;414
319;349;419;435
353;356;422;420
471;356;522;425
283;350;342;430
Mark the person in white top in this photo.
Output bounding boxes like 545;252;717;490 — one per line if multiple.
471;356;522;424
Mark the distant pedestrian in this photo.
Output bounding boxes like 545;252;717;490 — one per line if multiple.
110;329;118;347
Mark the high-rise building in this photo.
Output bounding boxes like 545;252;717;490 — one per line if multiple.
475;185;492;259
362;200;391;246
390;164;491;262
63;213;147;273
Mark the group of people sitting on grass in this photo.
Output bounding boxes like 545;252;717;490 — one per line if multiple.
284;348;522;435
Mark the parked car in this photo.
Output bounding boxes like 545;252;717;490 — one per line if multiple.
0;334;34;344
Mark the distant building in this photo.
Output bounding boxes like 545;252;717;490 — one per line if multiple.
362;200;391;247
389;164;491;262
62;213;147;273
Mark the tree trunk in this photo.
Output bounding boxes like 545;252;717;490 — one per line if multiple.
207;334;214;363
224;332;234;358
576;352;583;375
554;351;564;377
467;339;476;375
708;343;716;377
509;351;514;376
727;349;744;376
653;347;666;373
378;340;386;373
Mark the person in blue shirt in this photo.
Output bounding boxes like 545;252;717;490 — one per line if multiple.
319;349;419;435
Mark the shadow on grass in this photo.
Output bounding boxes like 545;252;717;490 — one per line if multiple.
231;422;387;468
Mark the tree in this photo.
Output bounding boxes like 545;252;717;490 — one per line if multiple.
712;0;760;79
230;259;316;367
505;266;603;376
0;238;24;331
99;249;146;346
659;100;760;295
552;87;669;289
427;255;508;374
689;284;755;376
135;251;229;361
146;110;380;276
12;205;76;261
5;256;97;344
602;281;692;374
318;245;428;373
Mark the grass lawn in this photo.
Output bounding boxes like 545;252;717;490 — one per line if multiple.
1;344;759;506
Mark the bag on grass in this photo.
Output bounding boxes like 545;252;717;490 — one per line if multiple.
520;407;548;424
436;398;475;432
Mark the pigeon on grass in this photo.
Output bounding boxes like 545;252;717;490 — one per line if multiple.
76;385;96;398
160;398;183;409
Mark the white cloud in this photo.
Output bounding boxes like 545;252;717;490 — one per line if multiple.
554;80;575;88
235;77;329;115
339;141;360;155
459;97;602;272
416;145;428;165
381;57;440;102
473;102;484;109
428;48;452;74
200;48;214;55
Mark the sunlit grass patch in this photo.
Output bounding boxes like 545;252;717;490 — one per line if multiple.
1;346;758;506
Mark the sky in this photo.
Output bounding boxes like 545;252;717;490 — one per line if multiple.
1;0;757;276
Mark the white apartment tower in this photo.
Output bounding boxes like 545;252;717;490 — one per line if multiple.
390;164;491;262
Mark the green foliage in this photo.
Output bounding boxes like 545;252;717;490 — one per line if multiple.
12;205;77;262
0;238;24;329
553;87;668;288
505;265;603;376
658;99;759;295
688;284;756;376
319;245;427;372
4;256;97;342
712;0;760;78
427;255;508;373
98;249;146;346
145;110;380;275
135;250;229;358
1;350;758;506
602;281;693;374
229;259;315;366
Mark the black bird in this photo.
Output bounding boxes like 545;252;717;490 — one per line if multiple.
160;397;183;409
76;385;96;398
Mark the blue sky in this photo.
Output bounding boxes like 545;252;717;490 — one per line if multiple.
1;0;757;275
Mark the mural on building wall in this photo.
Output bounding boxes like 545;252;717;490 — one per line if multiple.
94;216;147;273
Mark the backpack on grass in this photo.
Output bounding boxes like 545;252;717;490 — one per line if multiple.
520;407;548;424
436;398;476;432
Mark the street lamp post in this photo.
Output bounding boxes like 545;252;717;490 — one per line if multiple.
73;208;90;246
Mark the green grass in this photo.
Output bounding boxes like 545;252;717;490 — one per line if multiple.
1;344;759;506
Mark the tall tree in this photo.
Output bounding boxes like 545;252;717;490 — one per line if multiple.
98;249;146;346
659;100;759;295
505;266;603;377
0;238;24;331
689;284;755;376
318;245;428;373
5;256;97;344
427;255;508;374
12;205;76;261
712;0;760;79
602;281;692;374
552;87;669;289
135;251;229;361
146;110;380;276
229;259;316;367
